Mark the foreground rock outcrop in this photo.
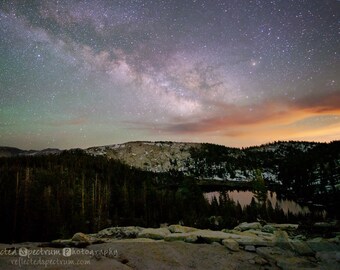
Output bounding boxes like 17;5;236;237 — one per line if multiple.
0;222;339;269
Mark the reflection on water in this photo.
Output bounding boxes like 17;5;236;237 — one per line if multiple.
204;190;310;215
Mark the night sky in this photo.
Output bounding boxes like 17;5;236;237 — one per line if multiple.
0;0;339;150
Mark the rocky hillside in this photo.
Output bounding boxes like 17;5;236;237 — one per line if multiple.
85;141;201;173
1;141;339;194
84;141;340;193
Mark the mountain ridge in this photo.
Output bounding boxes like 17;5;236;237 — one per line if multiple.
1;140;339;187
0;139;333;157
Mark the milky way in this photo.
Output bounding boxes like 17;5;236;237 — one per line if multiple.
0;0;339;149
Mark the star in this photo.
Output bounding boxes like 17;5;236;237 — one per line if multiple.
0;0;338;149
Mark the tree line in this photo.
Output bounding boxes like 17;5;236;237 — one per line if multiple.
0;148;335;243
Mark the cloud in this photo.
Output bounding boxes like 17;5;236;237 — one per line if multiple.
295;91;340;113
131;90;340;139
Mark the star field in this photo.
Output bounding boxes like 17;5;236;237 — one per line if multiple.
0;0;339;149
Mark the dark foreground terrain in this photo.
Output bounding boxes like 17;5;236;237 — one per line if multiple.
0;241;279;270
1;223;339;270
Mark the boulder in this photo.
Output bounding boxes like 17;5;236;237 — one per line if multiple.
256;246;295;263
293;234;306;241
48;239;73;248
244;245;256;252
307;238;340;252
222;239;239;251
289;239;314;256
164;233;198;243
96;226;143;239
72;232;93;243
225;231;273;247
110;238;157;243
271;224;298;231
328;236;340;244
138;228;170;240
308;237;323;243
256;246;318;269
191;230;233;243
232;235;273;247
168;224;198;234
244;229;274;240
261;225;275;234
211;242;222;247
253;256;268;265
234;222;262;232
273;230;291;250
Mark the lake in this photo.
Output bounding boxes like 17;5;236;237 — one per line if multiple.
204;190;311;215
